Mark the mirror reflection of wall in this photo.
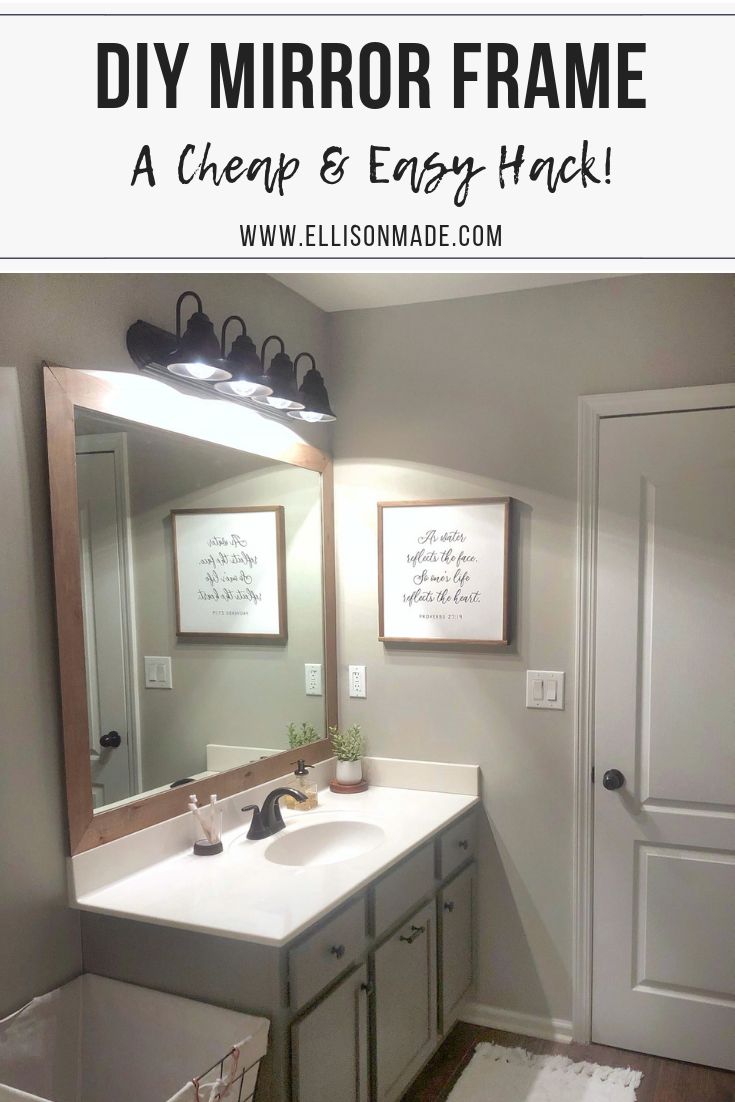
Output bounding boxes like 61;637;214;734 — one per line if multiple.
74;410;324;812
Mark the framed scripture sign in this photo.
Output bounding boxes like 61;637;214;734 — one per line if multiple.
171;506;287;641
378;498;511;645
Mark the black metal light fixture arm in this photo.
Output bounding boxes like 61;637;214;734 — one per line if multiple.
175;291;203;339
220;314;246;357
260;334;286;366
294;351;315;380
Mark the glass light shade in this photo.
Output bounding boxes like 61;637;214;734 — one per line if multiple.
215;378;272;398
288;408;336;423
287;361;336;422
167;304;229;381
214;329;272;398
252;393;304;411
253;347;304;411
169;361;231;382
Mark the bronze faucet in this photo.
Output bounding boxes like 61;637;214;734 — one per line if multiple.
242;787;308;840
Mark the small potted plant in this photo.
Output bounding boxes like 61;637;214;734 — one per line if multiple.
287;722;321;750
329;723;365;785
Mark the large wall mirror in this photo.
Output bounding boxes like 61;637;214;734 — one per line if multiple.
45;365;336;853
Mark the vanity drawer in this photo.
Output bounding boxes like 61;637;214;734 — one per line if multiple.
289;896;367;1010
439;812;477;881
373;842;436;938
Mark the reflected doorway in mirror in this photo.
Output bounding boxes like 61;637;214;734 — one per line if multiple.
76;432;141;807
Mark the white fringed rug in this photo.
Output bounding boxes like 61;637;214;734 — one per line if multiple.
447;1043;642;1102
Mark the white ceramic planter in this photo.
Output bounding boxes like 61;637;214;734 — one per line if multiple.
336;759;363;785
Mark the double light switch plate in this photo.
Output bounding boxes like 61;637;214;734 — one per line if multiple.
526;670;565;709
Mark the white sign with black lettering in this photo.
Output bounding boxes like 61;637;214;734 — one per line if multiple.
378;498;510;645
171;506;286;640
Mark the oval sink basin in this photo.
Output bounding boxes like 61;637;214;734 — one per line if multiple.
265;820;386;868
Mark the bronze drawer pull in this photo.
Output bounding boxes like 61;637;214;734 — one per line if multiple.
400;924;426;945
458;839;469;851
330;944;346;959
444;901;455;913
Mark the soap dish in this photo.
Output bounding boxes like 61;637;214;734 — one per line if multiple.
329;780;369;794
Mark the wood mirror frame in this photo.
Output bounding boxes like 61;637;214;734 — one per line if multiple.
44;364;337;854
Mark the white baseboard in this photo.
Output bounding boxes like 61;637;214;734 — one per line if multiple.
460;1001;573;1044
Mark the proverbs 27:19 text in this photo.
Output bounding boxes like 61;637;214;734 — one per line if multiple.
130;141;613;206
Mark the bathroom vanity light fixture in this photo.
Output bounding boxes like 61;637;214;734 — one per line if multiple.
214;316;273;399
125;292;336;421
288;354;337;423
251;336;305;412
166;292;231;383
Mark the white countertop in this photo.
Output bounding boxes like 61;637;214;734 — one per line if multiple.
74;784;478;946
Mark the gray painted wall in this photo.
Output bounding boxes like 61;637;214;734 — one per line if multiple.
0;274;328;1017
0;368;81;1014
328;274;734;1023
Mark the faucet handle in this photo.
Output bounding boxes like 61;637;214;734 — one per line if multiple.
242;803;269;840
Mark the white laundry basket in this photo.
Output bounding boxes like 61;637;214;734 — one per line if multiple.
0;974;269;1102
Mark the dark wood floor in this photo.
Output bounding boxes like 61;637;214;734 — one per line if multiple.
402;1022;735;1101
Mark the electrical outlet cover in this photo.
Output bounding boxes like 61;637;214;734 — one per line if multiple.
349;665;366;698
304;663;323;696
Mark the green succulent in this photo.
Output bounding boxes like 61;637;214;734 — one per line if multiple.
287;722;321;750
329;723;365;762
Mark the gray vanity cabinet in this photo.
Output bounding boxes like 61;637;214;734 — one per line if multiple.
79;808;477;1102
286;814;475;1102
373;900;438;1102
291;963;370;1102
439;863;475;1031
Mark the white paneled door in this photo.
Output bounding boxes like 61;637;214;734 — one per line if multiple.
592;406;735;1069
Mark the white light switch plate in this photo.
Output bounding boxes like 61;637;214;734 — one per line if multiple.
349;665;366;698
305;663;323;696
144;655;173;689
526;670;565;709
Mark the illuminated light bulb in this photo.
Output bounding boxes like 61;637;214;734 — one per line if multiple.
288;409;336;423
253;394;298;410
215;378;272;398
169;361;227;381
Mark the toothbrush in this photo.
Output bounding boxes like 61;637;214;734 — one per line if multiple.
189;795;215;844
209;795;220;843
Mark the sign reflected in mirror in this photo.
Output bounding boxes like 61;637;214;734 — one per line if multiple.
171;507;287;640
74;407;325;813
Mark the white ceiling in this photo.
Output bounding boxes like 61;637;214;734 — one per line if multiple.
271;274;615;313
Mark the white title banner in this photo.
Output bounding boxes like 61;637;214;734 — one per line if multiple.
0;5;733;263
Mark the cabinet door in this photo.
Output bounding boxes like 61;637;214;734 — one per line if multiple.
291;964;369;1102
440;863;475;1031
374;900;437;1102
